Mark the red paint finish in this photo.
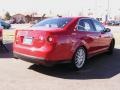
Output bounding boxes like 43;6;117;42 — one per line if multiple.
0;29;2;43
13;17;114;64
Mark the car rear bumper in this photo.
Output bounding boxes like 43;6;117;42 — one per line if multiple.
13;52;71;65
13;52;45;64
13;44;72;62
13;52;55;65
13;44;53;60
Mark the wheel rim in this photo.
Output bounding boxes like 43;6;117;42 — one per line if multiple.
75;48;86;68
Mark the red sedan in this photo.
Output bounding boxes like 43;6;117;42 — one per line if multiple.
13;17;115;70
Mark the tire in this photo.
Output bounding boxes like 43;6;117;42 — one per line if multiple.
107;40;115;54
13;54;19;59
72;47;87;70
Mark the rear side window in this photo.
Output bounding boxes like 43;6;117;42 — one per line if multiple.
84;22;91;30
77;19;95;31
32;18;72;28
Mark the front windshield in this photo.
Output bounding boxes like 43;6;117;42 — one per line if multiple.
32;18;72;28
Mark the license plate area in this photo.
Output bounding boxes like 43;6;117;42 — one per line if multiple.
23;37;33;45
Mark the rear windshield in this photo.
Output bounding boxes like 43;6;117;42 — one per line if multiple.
32;18;72;28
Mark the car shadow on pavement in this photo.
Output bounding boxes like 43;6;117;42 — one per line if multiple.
0;43;13;58
29;48;120;80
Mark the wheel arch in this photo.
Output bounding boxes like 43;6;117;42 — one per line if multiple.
72;44;88;60
112;38;115;44
110;38;115;47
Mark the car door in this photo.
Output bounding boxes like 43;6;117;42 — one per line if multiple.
76;18;102;55
92;19;111;50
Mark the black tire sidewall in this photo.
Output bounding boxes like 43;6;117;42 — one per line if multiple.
108;40;115;54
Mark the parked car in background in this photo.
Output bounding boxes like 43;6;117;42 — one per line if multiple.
107;20;120;26
6;19;16;24
0;19;11;29
13;17;115;70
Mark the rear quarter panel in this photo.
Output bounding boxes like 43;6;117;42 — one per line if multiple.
49;18;80;60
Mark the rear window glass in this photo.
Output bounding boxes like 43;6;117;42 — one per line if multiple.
32;18;72;28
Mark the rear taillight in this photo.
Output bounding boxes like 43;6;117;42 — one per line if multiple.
15;30;24;44
15;30;18;43
39;36;44;41
47;36;53;42
46;36;56;43
39;36;55;43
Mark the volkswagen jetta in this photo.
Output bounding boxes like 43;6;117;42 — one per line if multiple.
13;17;115;70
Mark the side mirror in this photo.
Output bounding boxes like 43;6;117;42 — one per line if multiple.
106;28;111;32
102;28;111;33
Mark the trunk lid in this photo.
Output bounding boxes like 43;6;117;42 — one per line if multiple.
15;28;62;47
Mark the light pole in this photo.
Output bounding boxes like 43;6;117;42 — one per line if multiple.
107;0;110;21
105;0;110;24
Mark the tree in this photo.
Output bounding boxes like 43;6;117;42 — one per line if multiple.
41;13;46;20
5;12;11;20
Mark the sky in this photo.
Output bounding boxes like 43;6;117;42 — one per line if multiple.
0;0;120;16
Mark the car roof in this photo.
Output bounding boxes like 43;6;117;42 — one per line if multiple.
50;16;89;19
55;17;93;21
